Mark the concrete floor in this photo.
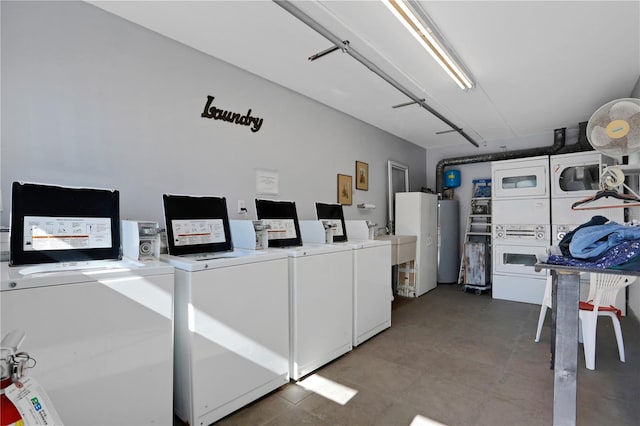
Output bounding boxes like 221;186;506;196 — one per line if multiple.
210;284;640;425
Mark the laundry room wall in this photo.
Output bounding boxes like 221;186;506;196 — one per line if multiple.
425;130;553;255
0;1;426;232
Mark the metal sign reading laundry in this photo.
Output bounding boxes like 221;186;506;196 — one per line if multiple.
200;95;264;133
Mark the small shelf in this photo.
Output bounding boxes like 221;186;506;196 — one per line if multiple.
357;203;376;210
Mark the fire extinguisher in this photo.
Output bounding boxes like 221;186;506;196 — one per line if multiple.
1;330;34;426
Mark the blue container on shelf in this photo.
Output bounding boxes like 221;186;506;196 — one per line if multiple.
444;170;461;188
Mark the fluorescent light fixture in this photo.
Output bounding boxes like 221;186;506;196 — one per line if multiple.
382;0;474;90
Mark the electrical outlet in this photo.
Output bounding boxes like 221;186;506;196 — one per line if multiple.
238;200;247;214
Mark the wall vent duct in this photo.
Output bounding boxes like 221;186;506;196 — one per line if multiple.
435;123;594;195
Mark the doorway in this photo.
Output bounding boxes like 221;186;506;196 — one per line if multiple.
387;160;409;234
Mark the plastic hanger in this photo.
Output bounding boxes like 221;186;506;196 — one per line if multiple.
572;165;640;210
572;190;640;210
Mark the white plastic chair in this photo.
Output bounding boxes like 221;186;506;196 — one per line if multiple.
534;275;553;343
534;272;635;370
579;273;635;370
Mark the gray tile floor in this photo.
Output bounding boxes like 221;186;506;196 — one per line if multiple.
214;285;640;425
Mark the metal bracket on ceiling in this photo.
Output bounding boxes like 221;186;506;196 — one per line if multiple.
274;0;479;148
435;128;461;135
308;40;350;62
392;99;426;109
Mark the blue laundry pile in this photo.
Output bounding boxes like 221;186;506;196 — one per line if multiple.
546;216;640;270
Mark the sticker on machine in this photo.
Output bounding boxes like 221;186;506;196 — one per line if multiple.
172;219;226;246
23;216;112;251
264;219;297;240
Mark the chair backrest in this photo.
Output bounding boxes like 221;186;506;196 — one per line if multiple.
587;273;636;309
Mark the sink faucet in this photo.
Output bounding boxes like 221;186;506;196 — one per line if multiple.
376;226;389;236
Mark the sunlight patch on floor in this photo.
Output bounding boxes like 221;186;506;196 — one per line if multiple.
410;414;448;426
298;374;358;405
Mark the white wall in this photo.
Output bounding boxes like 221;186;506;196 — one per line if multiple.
628;75;640;321
0;1;426;232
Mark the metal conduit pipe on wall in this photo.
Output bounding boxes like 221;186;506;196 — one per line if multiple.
435;122;593;195
273;0;480;148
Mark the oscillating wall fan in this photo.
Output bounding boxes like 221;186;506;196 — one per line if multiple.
587;98;640;157
572;98;640;210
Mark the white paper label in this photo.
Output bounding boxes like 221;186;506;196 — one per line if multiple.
23;216;111;251
264;219;297;240
171;219;225;246
5;377;64;425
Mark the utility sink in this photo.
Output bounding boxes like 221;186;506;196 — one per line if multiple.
375;234;416;265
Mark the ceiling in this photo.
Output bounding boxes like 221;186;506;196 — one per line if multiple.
89;1;640;151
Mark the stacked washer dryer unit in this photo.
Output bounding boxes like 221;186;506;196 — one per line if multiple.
550;151;623;245
491;155;551;304
550;151;626;313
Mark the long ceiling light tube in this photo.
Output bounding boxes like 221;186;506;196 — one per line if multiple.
382;0;474;90
273;0;479;148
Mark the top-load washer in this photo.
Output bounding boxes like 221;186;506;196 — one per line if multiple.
1;260;175;425
2;181;175;425
162;194;290;426
251;199;354;381
306;205;392;346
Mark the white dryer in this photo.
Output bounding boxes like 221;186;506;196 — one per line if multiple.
0;260;175;426
550;151;624;242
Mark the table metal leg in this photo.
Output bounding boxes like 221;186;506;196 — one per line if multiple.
552;270;580;426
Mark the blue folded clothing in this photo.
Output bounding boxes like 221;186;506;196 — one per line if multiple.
558;215;608;257
548;240;640;269
570;222;640;259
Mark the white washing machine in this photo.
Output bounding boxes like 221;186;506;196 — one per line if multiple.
0;259;175;426
301;215;392;347
284;243;353;380
252;199;354;380
163;249;290;426
162;194;290;425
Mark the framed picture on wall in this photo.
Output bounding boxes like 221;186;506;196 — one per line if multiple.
356;161;369;190
337;174;352;205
